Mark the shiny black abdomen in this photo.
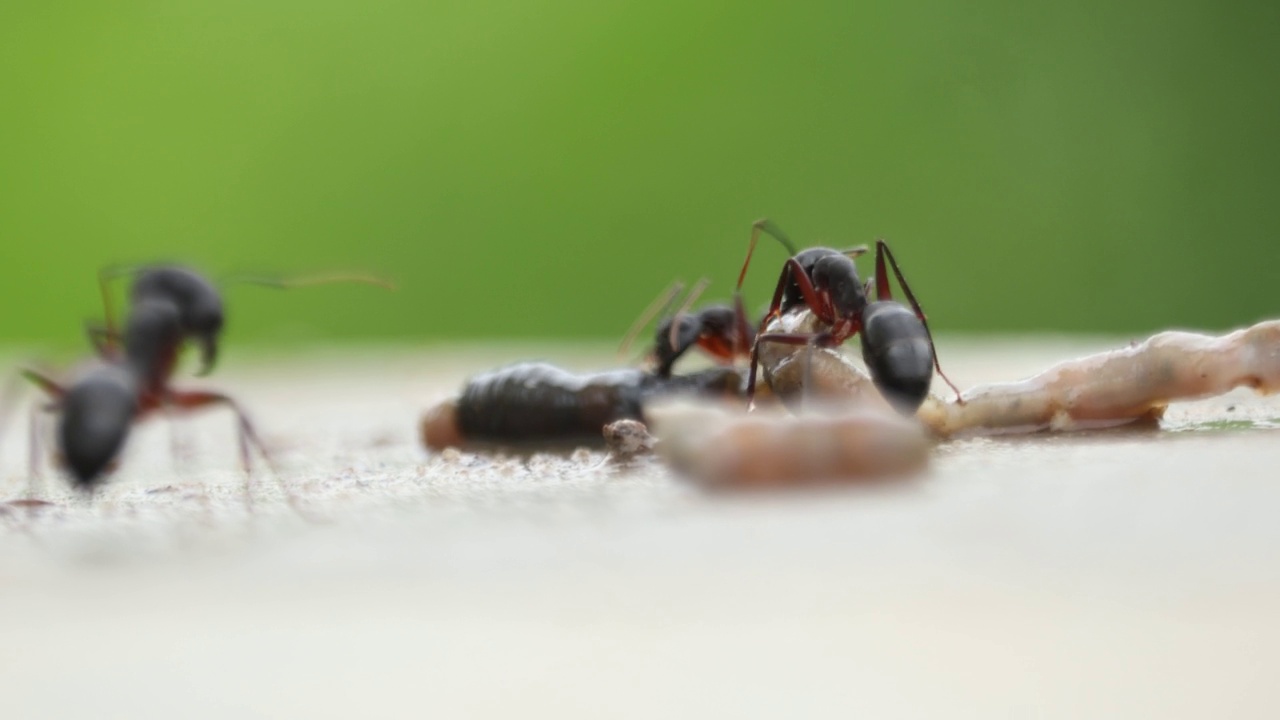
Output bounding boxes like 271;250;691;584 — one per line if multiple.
859;302;933;413
58;365;139;487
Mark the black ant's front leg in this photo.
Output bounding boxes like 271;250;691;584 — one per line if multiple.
164;389;315;521
750;330;846;410
872;240;964;402
745;258;836;407
84;322;123;359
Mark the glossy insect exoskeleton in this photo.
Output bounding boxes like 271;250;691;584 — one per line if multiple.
738;218;961;413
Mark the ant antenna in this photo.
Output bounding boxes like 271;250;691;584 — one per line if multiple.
97;264;152;348
737;218;799;291
219;272;397;291
666;277;711;352
618;280;685;359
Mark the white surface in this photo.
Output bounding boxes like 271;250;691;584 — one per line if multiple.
1;342;1278;719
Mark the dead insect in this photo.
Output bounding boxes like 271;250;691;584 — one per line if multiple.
421;362;744;451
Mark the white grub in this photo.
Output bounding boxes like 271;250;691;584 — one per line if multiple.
602;419;656;460
648;401;928;489
919;320;1280;436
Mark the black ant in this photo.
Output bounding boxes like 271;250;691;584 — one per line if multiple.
619;278;755;378
20;265;391;491
737;218;962;414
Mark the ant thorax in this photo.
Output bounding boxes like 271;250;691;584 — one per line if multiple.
123;298;183;386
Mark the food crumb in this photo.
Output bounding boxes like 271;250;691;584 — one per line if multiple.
603;419;656;460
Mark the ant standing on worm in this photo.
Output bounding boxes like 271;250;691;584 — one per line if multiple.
738;218;963;414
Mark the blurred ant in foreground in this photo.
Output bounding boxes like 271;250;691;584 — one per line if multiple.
737;218;962;413
619;278;755;378
20;265;392;493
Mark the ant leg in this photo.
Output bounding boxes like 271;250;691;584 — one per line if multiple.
0;371;25;463
85;322;123;360
27;405;40;497
160;403;189;473
26;403;54;499
165;390;313;521
745;260;839;406
752;331;838;410
15;370;64;498
20;369;67;400
732;291;753;362
873;240;964;402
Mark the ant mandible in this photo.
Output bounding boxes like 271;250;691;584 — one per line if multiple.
737;218;963;414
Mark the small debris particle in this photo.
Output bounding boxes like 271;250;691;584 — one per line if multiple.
603;419;656;460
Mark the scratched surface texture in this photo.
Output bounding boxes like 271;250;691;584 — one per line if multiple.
1;340;1278;719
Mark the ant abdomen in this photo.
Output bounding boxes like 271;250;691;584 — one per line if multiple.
860;301;934;413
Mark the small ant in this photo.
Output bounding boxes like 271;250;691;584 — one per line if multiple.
21;265;391;490
737;218;962;414
619;278;755;378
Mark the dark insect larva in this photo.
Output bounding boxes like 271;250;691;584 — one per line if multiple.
421;362;744;450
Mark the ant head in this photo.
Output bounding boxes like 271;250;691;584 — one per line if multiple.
652;314;703;377
131;266;225;374
811;252;866;319
57;365;138;489
695;306;738;337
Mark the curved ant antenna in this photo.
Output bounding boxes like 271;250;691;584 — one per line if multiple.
218;272;397;291
618;280;685;359
666;277;711;352
96;264;156;352
737;218;798;292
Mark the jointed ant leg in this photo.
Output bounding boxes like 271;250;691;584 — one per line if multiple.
745;260;839;405
20;369;66;400
732;292;752;361
16;370;64;498
873;240;964;401
165;390;309;519
26;403;53;499
85;323;123;359
753;331;838;410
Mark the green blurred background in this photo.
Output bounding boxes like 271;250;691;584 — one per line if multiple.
2;1;1277;351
